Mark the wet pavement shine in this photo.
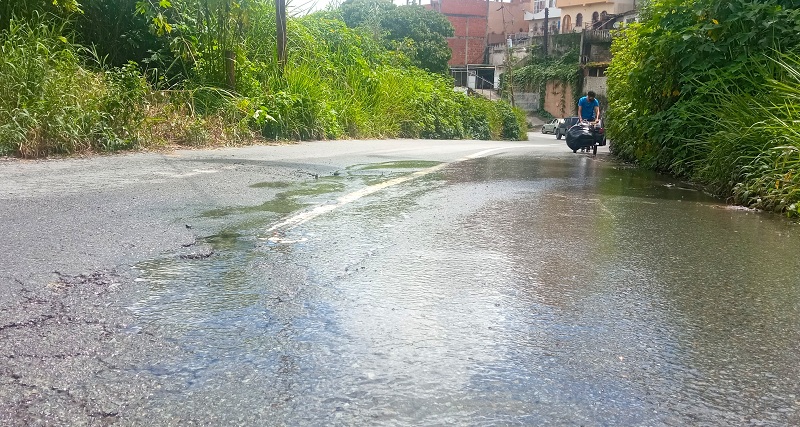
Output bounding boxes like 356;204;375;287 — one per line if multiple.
2;138;800;425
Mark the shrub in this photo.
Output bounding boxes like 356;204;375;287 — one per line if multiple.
607;0;800;215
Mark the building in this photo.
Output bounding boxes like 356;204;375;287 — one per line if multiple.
428;0;489;67
428;0;533;66
557;0;637;33
429;0;532;90
581;29;612;98
524;0;560;36
487;0;530;45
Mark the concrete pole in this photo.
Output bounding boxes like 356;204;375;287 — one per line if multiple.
543;7;549;56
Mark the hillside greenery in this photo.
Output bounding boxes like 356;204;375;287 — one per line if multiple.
0;0;527;158
607;0;800;216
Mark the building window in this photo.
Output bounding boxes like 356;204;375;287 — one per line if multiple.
576;13;583;28
601;11;608;20
533;0;545;13
562;15;571;33
592;11;599;23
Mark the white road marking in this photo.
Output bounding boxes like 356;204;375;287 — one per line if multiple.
153;169;220;178
265;147;520;239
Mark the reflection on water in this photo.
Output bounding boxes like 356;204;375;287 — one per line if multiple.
128;154;800;425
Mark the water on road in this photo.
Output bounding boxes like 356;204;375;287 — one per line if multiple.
128;151;800;425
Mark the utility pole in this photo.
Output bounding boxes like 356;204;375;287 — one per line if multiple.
276;0;287;73
501;6;515;107
543;6;549;57
507;37;515;107
484;0;490;64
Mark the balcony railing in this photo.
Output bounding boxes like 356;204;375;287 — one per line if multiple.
584;29;611;43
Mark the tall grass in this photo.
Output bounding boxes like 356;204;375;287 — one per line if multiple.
212;15;527;142
0;18;146;157
0;4;528;158
697;53;800;215
607;0;800;216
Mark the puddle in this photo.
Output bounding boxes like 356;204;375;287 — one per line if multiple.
201;181;346;218
355;160;443;170
249;181;292;189
124;154;800;425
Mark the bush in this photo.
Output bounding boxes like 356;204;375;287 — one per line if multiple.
607;0;800;215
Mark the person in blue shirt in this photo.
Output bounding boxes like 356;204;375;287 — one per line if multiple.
577;91;600;124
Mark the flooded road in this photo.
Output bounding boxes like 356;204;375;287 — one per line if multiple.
122;145;800;425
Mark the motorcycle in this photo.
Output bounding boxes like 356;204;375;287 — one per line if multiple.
565;120;606;155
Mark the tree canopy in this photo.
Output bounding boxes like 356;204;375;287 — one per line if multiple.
339;0;453;74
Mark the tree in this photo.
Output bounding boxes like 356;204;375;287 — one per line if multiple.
74;0;169;68
133;0;259;89
0;0;81;31
339;0;453;74
382;5;453;74
340;0;395;31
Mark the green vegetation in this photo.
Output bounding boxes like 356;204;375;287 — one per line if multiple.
509;48;581;116
0;18;148;157
607;0;800;216
340;0;454;74
0;0;527;158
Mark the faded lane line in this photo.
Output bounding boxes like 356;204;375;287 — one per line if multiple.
265;147;519;236
153;169;220;178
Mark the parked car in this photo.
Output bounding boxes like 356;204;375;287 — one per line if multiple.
541;118;560;134
555;116;580;139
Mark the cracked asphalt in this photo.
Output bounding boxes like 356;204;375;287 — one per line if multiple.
3;136;799;426
0;138;543;425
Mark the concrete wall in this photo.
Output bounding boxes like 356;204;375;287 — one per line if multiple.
489;45;528;66
583;76;607;97
526;32;581;56
513;91;540;112
589;44;611;62
544;81;575;117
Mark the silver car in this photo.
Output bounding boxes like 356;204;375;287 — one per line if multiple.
541;118;561;134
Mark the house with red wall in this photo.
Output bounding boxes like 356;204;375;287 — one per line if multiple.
428;0;530;67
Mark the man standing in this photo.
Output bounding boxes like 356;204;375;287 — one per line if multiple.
577;91;600;124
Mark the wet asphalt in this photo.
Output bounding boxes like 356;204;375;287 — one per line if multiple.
0;137;553;425
2;134;799;426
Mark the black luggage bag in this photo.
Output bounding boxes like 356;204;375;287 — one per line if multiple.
565;122;605;153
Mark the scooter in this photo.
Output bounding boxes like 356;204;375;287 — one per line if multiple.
565;120;606;155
